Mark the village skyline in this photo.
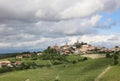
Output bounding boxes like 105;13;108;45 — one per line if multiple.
51;41;120;55
0;40;120;54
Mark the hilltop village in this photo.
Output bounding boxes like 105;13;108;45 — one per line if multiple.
0;41;120;69
52;41;120;55
0;41;120;76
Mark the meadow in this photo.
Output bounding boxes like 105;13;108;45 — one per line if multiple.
0;56;113;81
99;54;120;81
99;66;120;81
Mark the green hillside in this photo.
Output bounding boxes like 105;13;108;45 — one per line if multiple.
99;54;120;81
0;57;112;81
99;66;120;81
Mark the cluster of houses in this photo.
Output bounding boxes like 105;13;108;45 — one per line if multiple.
0;54;32;68
0;61;11;68
16;54;32;59
52;41;120;55
0;60;22;68
0;53;41;68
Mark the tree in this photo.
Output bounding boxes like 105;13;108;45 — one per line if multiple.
113;52;119;65
115;46;119;48
106;52;110;58
83;57;88;61
41;46;67;65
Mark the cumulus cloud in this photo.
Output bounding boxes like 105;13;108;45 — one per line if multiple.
36;15;101;36
0;0;119;53
0;0;119;21
67;35;120;48
97;18;117;29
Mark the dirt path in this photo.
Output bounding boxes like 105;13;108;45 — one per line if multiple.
55;71;64;80
95;66;111;81
81;54;105;59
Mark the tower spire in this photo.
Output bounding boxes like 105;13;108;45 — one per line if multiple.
66;42;68;45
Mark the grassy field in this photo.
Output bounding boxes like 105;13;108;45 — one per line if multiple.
66;55;83;61
99;54;120;81
0;56;113;81
21;59;50;65
99;66;120;81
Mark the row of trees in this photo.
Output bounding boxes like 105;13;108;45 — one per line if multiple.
0;62;37;73
106;51;119;65
42;46;67;65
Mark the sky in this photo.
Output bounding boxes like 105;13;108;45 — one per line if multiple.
0;0;120;53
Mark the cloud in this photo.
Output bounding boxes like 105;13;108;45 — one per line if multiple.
35;15;101;37
0;43;11;48
102;0;118;12
67;35;120;48
97;18;117;29
0;0;119;21
60;0;103;19
0;0;119;53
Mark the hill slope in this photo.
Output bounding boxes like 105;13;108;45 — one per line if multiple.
0;58;112;81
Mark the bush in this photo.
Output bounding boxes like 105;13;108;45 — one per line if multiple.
114;60;119;65
46;64;51;68
78;59;83;62
83;57;87;61
114;54;119;59
106;52;110;58
31;57;37;60
72;60;77;64
52;61;63;65
113;52;119;65
37;65;44;68
54;79;59;81
0;67;13;73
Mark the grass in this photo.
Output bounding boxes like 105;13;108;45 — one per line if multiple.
0;68;58;81
66;55;83;61
21;58;50;65
99;54;120;81
58;58;112;81
99;66;120;81
0;56;112;81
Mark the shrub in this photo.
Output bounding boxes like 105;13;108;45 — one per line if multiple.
0;67;13;73
78;59;83;62
114;54;119;59
83;57;87;61
113;52;119;65
31;57;37;60
72;60;77;64
114;60;119;65
52;61;62;65
106;52;110;58
54;79;59;81
46;64;51;68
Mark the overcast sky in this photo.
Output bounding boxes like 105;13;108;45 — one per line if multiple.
0;0;120;53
